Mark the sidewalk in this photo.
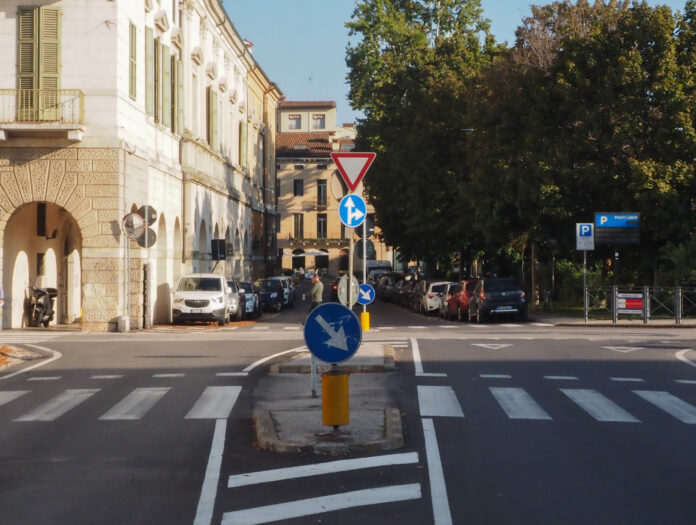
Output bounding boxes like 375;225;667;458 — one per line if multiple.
532;312;696;328
252;343;403;454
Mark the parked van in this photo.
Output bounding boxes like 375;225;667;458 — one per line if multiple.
171;273;232;325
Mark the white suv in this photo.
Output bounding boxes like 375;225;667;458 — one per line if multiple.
270;276;294;308
171;273;231;325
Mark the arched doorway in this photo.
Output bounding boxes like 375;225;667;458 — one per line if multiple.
154;214;169;324
338;249;349;272
292;249;305;270
3;202;82;328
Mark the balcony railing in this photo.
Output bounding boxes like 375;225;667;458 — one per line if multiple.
0;89;84;124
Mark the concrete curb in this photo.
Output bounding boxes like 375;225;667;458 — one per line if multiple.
269;346;396;374
253;407;404;455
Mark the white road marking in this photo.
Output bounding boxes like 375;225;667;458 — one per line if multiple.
0;345;62;382
438;326;457;329
242;347;306;373
99;387;170;420
153;373;185;378
532;323;553;327
418;373;448;377
228;452;419;488
469;325;486;328
186;386;242;419
417;386;464;418
221;484;422;525
252;326;269;330
500;324;521;328
411;338;424;375
216;372;248;377
423;418;453;525
0;391;29;407
634;391;696;424
602;346;644;353
409;326;426;329
283;326;300;330
610;377;644;383
480;374;511;379
193;419;227;525
379;327;395;330
27;376;61;381
544;376;578;381
490;387;552;420
561;389;639;423
676;349;696;369
91;375;124;379
471;344;511;350
15;389;100;421
0;333;68;343
675;379;696;384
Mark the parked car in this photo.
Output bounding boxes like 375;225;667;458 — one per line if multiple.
468;277;527;322
270;276;294;308
376;273;400;301
414;281;452;315
238;281;261;319
257;279;284;313
171;273;232;326
446;279;479;321
225;280;243;322
397;278;419;307
439;282;460;319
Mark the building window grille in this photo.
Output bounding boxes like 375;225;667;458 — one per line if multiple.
294;214;304;239
293;179;304;196
317;214;327;238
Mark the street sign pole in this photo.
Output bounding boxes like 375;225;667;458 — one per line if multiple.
348;232;354;313
363;221;367;312
584;250;588;325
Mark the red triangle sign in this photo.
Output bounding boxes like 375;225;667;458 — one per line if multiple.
331;152;376;193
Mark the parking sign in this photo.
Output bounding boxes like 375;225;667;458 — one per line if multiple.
576;223;595;251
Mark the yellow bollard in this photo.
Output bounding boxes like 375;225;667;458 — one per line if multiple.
360;311;370;331
322;370;349;427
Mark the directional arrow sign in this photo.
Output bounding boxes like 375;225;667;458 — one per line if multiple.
331;152;376;193
357;284;375;306
339;194;367;228
304;303;362;364
471;344;512;350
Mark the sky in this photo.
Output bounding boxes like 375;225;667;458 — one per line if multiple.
224;0;689;125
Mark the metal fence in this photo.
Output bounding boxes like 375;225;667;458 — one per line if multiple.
0;89;84;124
585;286;696;324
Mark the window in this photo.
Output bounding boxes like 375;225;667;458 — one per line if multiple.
129;22;137;100
293;164;304;170
293;179;304;196
316;164;327;170
191;73;198;135
288;114;301;129
317;179;327;207
317;213;327;238
207;86;219;149
294;213;304;239
312;114;325;129
154;38;160;122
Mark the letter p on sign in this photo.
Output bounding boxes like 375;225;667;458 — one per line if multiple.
600;216;608;225
580;225;592;236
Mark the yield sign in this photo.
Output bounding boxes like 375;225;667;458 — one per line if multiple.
331;152;376;192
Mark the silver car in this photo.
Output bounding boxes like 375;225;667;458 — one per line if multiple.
172;273;232;325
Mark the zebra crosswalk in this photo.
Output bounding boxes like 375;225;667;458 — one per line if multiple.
0;332;70;345
1;384;243;422
418;384;696;424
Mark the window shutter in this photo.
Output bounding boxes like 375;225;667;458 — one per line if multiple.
38;7;60;120
129;21;136;100
211;89;219;152
145;27;154;116
176;59;185;135
17;7;37;120
239;121;248;170
161;45;171;129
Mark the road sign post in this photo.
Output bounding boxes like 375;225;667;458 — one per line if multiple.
576;223;595;324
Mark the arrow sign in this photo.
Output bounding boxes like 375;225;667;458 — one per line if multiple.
357;284;375;306
339;194;367;228
315;314;349;352
471;344;512;350
304;303;362;364
331;152;376;193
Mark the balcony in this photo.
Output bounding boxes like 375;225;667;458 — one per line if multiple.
0;89;85;141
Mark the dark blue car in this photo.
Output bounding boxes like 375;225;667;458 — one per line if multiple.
256;279;284;313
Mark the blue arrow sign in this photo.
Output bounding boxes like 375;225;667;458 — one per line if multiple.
339;194;367;228
304;303;362;364
357;284;375;305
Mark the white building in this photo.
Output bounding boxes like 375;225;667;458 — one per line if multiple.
0;0;281;331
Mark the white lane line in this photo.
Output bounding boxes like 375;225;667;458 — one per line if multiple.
438;326;457;329
193;419;227;525
379;327;395;330
372;340;408;344
471;344;511;350
0;391;29;407
418;373;448;377
634;391;696;424
417;386;464;418
676;349;696;369
153;373;185;378
14;389;100;421
242;346;306;373
610;377;644;383
532;323;553;327
469;325;486;328
500;324;521;328
544;376;578;381
602;346;644;353
99;387;170;420
411;338;424;375
283;326;300;330
480;374;511;379
0;345;62;382
216;372;248;377
490;387;552;420
91;375;124;379
561;389;639;423
186;386;242;419
252;326;269;330
409;326;426;329
228;452;419;488
423;418;453;525
223;327;239;330
221;484;421;525
27;376;61;381
675;379;696;384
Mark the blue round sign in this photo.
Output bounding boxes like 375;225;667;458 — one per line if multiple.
338;194;367;228
304;303;362;364
357;283;375;305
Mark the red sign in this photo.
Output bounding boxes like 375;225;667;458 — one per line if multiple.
330;152;376;193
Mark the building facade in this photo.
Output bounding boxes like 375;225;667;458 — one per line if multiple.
275;101;392;277
0;0;281;331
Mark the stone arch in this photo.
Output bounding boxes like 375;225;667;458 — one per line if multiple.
173;217;182;284
154;214;170;324
197;219;209;273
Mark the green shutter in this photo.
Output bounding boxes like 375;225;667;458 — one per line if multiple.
39;7;60;120
176;59;185;135
145;27;154;116
129;21;136;100
161;45;171;129
17;7;37;120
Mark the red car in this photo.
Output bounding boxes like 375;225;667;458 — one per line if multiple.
446;279;479;321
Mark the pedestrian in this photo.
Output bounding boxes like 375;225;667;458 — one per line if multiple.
309;273;323;314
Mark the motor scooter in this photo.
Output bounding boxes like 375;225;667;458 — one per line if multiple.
29;286;58;327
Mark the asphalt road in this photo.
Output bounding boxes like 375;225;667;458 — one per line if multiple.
1;291;696;525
